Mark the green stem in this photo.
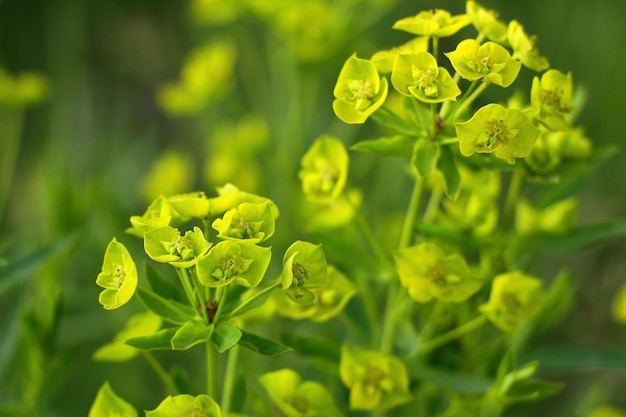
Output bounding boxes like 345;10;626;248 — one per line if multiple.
226;280;281;318
446;81;487;122
414;315;487;356
399;177;426;249
141;351;179;395
0;108;25;224
206;340;219;400
501;170;525;233
212;285;228;324
177;268;204;318
221;344;240;414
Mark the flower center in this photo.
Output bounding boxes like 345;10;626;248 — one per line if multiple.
113;264;126;288
290;395;309;413
231;213;263;239
429;264;449;287
413;66;438;97
167;235;195;260
213;254;250;280
292;262;309;287
542;89;571;113
348;80;375;110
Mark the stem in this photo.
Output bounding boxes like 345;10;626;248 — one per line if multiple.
212;285;228;324
226;280;281;318
221;344;240;414
414;315;487;356
447;81;487;122
141;351;179;395
399;177;426;249
177;268;204;317
432;36;439;61
206;341;219;400
501;170;525;233
0;108;25;224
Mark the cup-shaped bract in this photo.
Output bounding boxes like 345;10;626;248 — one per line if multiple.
445;39;521;87
515;198;577;236
209;183;279;219
333;54;388;124
88;381;137;417
480;271;544;332
299;136;349;204
466;0;508;44
167;191;210;224
394;242;482;303
281;241;328;304
212;201;275;244
507;20;549;72
392;9;472;37
371;37;429;74
392;52;460;103
531;69;575;131
455;103;540;163
340;344;411;411
144;226;212;268
196;240;271;288
93;311;162;362
259;368;345;417
96;238;138;310
145;394;222;417
127;195;172;238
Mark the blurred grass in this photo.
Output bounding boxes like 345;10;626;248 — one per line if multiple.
1;0;626;415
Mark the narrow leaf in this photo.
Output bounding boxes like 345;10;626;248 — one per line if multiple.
412;137;440;176
437;145;461;200
144;262;185;304
125;328;178;350
238;330;292;356
136;286;199;324
211;321;242;353
351;135;415;157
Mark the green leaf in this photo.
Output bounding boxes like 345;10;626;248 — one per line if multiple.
0;234;75;294
238;330;292;356
211;321;242;353
171;320;213;350
411;137;440;177
88;381;138;417
351;135;416;157
515;219;626;254
370;108;423;136
437;145;461;200
125;328;178;350
137;286;200;324
144;262;186;304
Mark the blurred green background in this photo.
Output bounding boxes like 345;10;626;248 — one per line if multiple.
1;0;626;415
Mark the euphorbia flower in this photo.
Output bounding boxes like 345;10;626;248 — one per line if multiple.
445;39;521;87
196;240;271;288
145;394;222;417
531;69;575;131
340;344;411;411
280;241;327;304
391;52;460;103
299;136;349;203
515;198;577;236
466;0;508;44
96;238;138;310
371;37;429;74
394;242;482;303
144;226;211;268
93;311;162;362
167;191;210;224
209;183;279;219
127;196;172;238
259;368;345;417
392;9;472;38
507;20;549;72
332;54;388;124
480;271;543;332
455;103;540;163
212;201;274;244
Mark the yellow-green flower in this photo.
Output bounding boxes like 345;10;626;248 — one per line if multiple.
146;394;222;417
96;238;138;310
167;191;210;224
515;198;577;236
466;0;508;44
455;103;540;164
127;195;172;238
507;20;549;72
340;344;410;411
394;242;482;303
212;202;275;244
371;37;429;74
392;9;472;38
391;51;460;103
480;271;543;332
333;54;388;124
531;69;575;131
196;240;271;288
144;226;211;268
299;136;349;203
445;39;521;87
259;368;345;417
209;183;279;219
281;241;328;304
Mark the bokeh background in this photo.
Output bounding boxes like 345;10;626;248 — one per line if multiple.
1;0;625;415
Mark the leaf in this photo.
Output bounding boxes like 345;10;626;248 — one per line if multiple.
437;145;461;200
411;137;440;177
371;109;423;136
0;234;75;294
515;219;626;254
351;135;416;157
171;320;213;350
125;328;178;350
88;381;138;417
238;330;292;356
280;333;339;361
211;321;242;353
136;286;199;324
144;262;186;304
